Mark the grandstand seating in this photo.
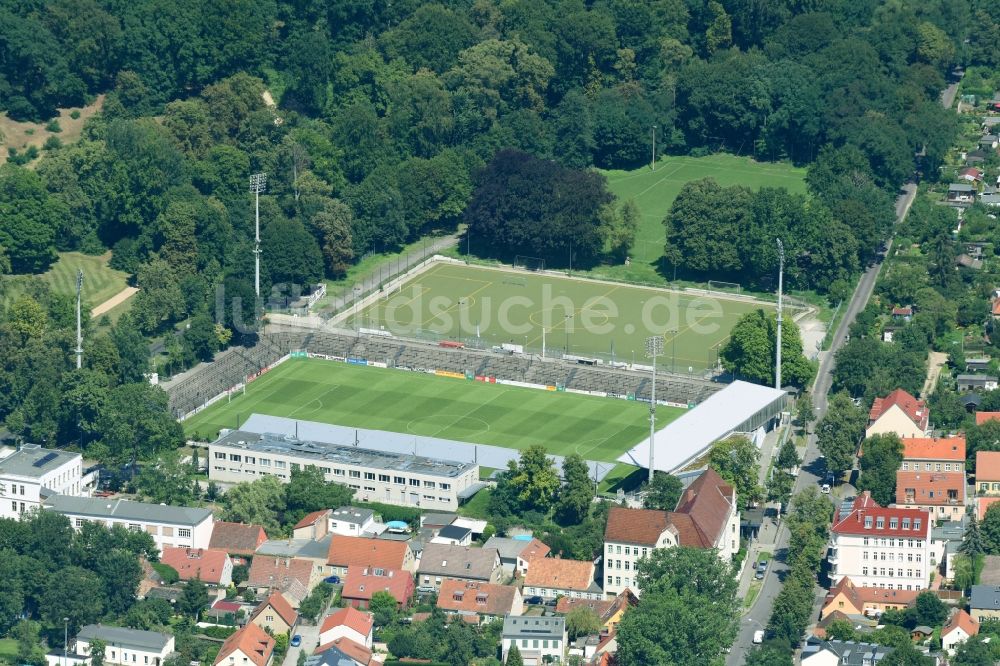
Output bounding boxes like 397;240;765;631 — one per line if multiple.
166;329;723;419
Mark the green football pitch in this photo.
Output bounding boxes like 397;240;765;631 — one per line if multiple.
183;358;683;463
602;154;807;264
346;262;771;371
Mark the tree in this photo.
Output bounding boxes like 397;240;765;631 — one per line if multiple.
41;566;105;639
721;309;814;388
505;644;524;666
565;605;601;639
744;645;793;666
775;438;800;471
308;201;355;278
982;502;1000;555
507;445;561;514
369;590;398;627
222;476;286;534
0;166;63;273
817;394;867;478
960;516;985;557
767;470;794;507
12;620;46;666
262;217;324;288
135;451;195;506
708;436;762;509
910;592;948;627
554;453;593;526
285;466;354;528
131;259;186;333
93;382;182;468
856;434;904;506
90;639;106;666
643;472;683;511
952;635;995;666
796;394;815;430
178;577;209;619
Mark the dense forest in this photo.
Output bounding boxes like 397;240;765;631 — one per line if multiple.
0;0;984;457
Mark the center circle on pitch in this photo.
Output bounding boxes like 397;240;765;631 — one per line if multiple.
406;415;491;437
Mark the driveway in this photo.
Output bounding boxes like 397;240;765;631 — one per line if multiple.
282;617;321;666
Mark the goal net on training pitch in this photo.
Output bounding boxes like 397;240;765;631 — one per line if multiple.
514;255;545;271
707;280;741;294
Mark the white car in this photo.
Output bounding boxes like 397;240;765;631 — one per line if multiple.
821;483;831;494
753;630;764;644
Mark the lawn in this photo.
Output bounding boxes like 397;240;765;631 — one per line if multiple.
0;250;129;311
0;638;15;662
0;95;104;166
346;262;770;371
183;358;683;464
601;154;808;266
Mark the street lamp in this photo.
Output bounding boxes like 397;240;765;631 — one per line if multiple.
645;335;664;484
651;125;657;171
250;173;267;299
63;617;69;666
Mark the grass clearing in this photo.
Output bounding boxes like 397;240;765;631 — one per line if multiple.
0;250;129;312
347;262;772;371
599;154;807;279
0;95;104;166
183;358;682;463
0;638;16;660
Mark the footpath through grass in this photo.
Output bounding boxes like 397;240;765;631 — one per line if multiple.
183;358;682;463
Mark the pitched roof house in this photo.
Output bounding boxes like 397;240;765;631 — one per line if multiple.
821;577;919;619
976;411;1000;425
899;436;966;467
894;470;966;521
942;609;979;655
214;623;275;666
436;580;524;621
246;556;316;607
341;564;414;610
977;451;1000;497
308;638;372;666
159;547;233;586
801;639;893;665
416;543;502;591
209;522;268;556
249;593;299;636
318;607;374;649
524;558;601;600
482;536;550;576
326;535;414;575
292;510;331;540
867;389;929;438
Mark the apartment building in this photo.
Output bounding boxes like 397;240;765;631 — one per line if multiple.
867;390;929;439
208;431;479;511
0;445;92;520
899;436;966;474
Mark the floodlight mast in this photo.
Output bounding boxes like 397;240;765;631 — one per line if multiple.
75;270;84;369
250;173;267;298
775;238;784;391
645;335;664;484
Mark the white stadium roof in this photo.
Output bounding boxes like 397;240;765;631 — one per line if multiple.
618;380;786;473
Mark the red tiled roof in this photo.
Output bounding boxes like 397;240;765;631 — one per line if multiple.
832;492;931;538
523;558;595;593
892;307;912;316
672;467;736;548
247;556;314;591
214;623;275;666
824;576;919;614
209;522;268;555
978;451;1000;480
327;535;409;570
895;470;965;506
943;609;980;638
341;565;413;605
321;607;373;638
212;600;242;613
604;507;671;546
555;597;614;617
518;538;550;563
993;301;1000;317
293;509;330;530
900;436;966;461
314;637;371;665
160;547;231;585
869;389;928;431
436;580;520;617
977;411;1000;425
978;497;1000;520
250;592;298;628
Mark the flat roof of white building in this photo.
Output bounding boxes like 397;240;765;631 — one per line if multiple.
618;380;786;473
0;445;79;478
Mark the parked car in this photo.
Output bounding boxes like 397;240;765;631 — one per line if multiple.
416;586;437;594
323;575;341;585
290;635;301;647
526;596;544;605
821;483;831;494
544;598;558;607
754;568;765;581
753;630;764;644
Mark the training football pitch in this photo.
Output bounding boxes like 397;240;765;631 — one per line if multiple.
182;358;682;463
602;154;807;264
345;262;770;371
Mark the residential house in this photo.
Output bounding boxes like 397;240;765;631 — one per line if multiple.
213;623;275;666
557;589;638;636
867;389;929;439
821;577;919;619
159;547;233;587
958;374;999;391
501;615;567;666
327;535;414;577
54;625;175;666
208;522;267;557
483;536;551;577
890;306;913;322
828;492;933;591
416;543;502;591
971;585;1000;622
942;609;979;655
205;600;243;625
894;471;966;521
957;254;984;270
255;537;331;570
46;496;214;551
671;468;741;561
967;358;992;372
978;411;1000;425
980;556;1000;585
948;183;976;204
246;556;316;607
431;524;472;546
451;517;488;540
978;497;1000;520
977;451;1000;496
436;580;524;622
292;510;331;540
420;513;458;532
800;639;893;665
328;507;376;537
318;607;373;649
602;507;673;597
900;436;966;474
981;135;999;151
0;445;93;520
307;639;371;666
249;593;298;636
523;558;602;601
982;193;1000;207
960;167;984;182
341;565;414;610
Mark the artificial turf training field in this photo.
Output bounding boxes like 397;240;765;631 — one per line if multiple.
602;154;807;264
183;357;683;463
347;262;771;371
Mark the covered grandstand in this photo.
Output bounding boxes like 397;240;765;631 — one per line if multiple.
618;380;787;473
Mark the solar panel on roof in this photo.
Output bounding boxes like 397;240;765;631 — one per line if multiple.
32;452;58;467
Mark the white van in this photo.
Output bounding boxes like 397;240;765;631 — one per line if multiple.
753;630;765;644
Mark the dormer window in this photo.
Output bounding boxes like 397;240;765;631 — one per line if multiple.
889;518;897;529
876;518;884;529
902;518;910;529
864;517;873;529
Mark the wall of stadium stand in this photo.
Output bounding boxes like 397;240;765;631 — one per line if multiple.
166;331;723;424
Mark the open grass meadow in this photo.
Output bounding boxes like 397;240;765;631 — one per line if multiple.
183;358;683;463
0;250;129;311
602;154;808;266
347;262;770;371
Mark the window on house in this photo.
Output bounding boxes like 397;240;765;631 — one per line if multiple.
215;453;226;460
394;476;405;485
876;518;884;529
889;518;897;529
379;474;390;482
349;470;361;478
274;461;286;469
178;528;191;538
229;454;241;462
409;479;421;486
333;469;344;476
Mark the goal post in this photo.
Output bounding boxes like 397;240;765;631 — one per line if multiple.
514;255;546;271
707;280;741;294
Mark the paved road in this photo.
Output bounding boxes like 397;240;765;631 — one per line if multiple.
726;182;918;665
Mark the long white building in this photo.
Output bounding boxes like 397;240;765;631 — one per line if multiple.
0;444;93;520
208;430;480;511
828;492;933;592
